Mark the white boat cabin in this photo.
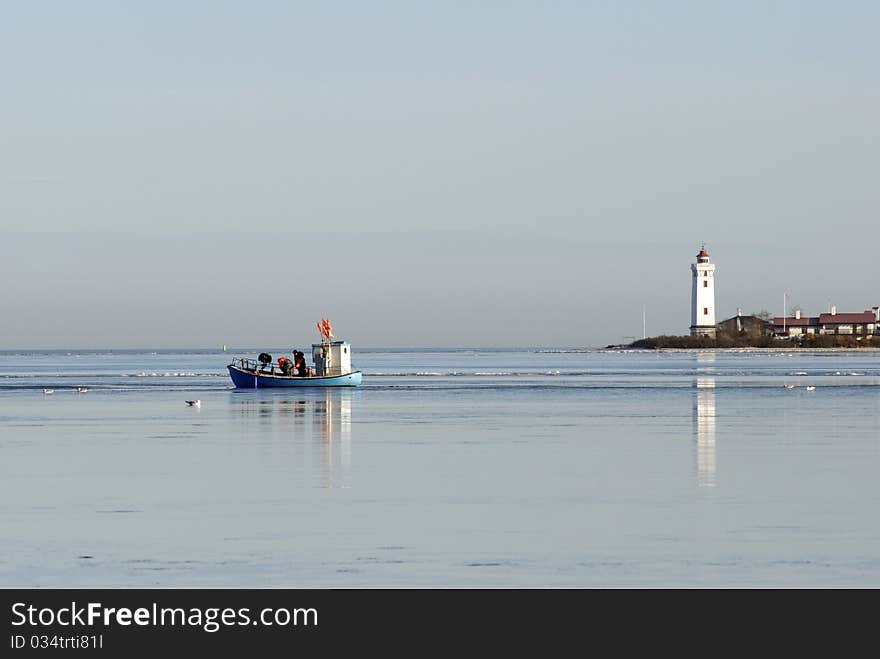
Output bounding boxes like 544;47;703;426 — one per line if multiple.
312;340;353;376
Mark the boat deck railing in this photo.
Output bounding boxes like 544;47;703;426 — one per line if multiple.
229;356;357;378
230;357;270;372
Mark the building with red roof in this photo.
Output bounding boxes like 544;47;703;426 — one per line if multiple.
772;306;879;338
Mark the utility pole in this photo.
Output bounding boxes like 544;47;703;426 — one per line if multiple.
783;292;787;336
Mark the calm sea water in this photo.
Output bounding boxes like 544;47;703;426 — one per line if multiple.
1;347;879;587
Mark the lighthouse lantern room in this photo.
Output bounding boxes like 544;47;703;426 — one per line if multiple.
690;244;717;337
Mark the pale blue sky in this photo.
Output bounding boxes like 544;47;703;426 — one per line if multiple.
2;2;878;347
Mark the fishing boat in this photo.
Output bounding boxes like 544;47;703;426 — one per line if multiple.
227;319;363;388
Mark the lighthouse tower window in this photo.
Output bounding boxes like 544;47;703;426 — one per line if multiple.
704;308;708;315
703;280;708;288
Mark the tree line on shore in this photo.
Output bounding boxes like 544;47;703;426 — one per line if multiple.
619;333;876;349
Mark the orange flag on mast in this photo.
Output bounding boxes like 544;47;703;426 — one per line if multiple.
317;319;334;340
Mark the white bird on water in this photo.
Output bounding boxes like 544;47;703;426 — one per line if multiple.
805;386;816;392
185;400;201;407
77;387;90;393
43;388;54;395
784;384;795;389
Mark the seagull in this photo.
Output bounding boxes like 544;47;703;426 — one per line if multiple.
77;387;90;393
43;388;54;395
185;400;201;407
784;384;795;389
805;386;816;391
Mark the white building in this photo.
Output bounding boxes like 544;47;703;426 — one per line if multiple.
690;245;717;337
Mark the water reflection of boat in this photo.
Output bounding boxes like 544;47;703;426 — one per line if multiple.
231;390;353;489
694;377;716;488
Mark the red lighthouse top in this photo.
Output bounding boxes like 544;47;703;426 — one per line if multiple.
697;244;709;258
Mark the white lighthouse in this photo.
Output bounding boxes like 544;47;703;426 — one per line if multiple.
690;244;717;337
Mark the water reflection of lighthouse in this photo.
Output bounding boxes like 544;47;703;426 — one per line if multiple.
693;377;717;487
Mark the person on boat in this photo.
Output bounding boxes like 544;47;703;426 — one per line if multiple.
277;356;292;376
293;350;309;376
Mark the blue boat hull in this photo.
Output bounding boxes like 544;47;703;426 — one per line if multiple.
228;364;362;388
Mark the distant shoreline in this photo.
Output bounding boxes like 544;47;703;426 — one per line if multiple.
548;345;880;353
2;345;879;356
605;346;880;353
610;334;879;352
